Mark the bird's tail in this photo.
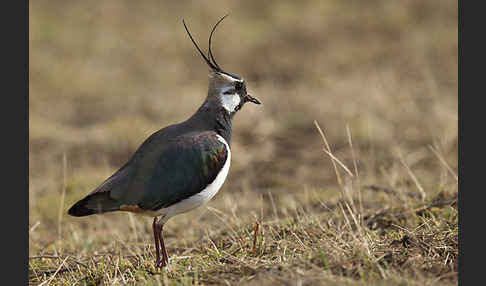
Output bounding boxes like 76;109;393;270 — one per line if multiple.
68;192;121;217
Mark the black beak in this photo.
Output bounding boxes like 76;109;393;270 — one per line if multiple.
245;93;261;105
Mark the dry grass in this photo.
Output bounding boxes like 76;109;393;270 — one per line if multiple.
29;1;457;285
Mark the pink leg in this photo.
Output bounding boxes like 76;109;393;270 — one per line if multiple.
152;217;162;267
158;227;169;267
153;217;168;268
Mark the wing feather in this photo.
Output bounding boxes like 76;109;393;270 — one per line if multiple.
68;129;229;216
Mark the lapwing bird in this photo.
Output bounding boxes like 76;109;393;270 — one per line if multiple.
68;15;261;268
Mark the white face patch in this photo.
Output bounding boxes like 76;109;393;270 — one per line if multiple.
219;86;241;113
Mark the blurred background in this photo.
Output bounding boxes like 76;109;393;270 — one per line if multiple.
30;0;457;261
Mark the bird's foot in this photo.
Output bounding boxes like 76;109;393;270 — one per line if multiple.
154;258;168;269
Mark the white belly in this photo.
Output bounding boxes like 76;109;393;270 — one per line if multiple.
154;135;231;223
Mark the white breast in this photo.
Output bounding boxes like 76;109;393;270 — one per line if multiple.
155;135;231;223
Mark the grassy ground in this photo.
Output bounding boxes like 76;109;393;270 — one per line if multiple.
29;1;457;285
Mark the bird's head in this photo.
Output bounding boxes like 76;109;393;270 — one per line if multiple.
183;15;261;115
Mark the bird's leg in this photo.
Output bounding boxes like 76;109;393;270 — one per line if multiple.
152;216;168;269
152;217;162;267
158;225;169;267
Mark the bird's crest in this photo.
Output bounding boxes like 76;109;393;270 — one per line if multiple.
183;15;242;82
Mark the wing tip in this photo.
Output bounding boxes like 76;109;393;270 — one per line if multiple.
67;199;97;217
67;192;120;217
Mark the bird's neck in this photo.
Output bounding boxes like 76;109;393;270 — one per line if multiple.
189;99;233;146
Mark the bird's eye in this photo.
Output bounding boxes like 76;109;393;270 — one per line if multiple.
235;82;243;90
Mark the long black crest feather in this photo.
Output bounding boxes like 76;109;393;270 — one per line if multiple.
183;18;223;72
208;14;229;71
